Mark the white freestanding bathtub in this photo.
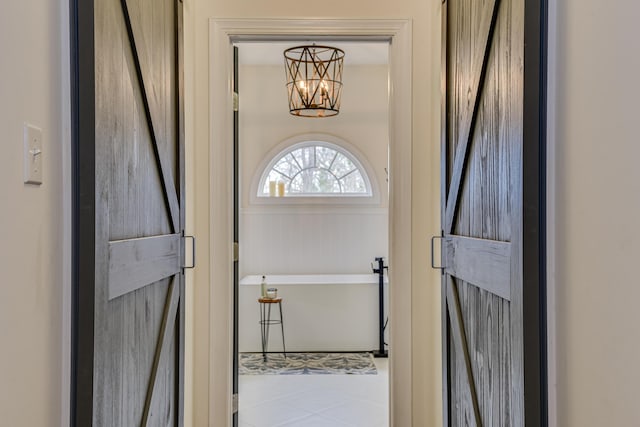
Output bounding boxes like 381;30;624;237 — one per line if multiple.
239;274;389;353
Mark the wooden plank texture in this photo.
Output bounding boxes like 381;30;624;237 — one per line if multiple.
441;2;450;425
91;0;182;424
120;0;180;233
508;0;526;419
455;279;512;427
95;0;163;424
176;1;186;425
447;277;483;427
443;235;511;300
142;277;180;426
442;0;525;424
108;233;181;300
444;0;502;234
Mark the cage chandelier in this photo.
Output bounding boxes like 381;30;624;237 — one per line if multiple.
284;45;345;118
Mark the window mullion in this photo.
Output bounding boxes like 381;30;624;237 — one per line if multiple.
338;168;357;180
328;151;339;170
290;153;303;171
260;141;370;196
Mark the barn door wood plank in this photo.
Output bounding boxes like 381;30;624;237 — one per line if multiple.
440;0;451;423
175;0;186;423
118;0;180;233
107;234;181;300
444;0;502;234
141;277;180;426
443;235;511;300
446;276;483;427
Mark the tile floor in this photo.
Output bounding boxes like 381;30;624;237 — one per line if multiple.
238;357;389;427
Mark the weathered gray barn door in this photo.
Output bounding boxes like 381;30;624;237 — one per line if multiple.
72;0;185;425
440;0;546;425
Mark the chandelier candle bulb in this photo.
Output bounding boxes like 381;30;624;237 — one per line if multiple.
277;181;285;197
269;180;276;197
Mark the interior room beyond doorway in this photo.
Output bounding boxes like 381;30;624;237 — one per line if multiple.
236;40;391;427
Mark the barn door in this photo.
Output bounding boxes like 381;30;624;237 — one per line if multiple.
72;0;185;425
440;0;546;425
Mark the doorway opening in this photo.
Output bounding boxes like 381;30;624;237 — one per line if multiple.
208;18;413;426
235;40;391;426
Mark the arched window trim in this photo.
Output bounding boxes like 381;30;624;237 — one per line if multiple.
250;134;380;206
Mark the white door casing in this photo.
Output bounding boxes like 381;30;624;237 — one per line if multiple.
208;18;412;426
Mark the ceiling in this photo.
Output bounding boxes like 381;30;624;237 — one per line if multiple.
237;41;389;66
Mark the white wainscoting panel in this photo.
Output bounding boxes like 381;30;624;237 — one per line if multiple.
239;274;390;352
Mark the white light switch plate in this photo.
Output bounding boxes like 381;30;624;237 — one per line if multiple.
24;123;43;185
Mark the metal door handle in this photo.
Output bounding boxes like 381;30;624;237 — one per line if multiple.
431;235;444;270
183;235;195;269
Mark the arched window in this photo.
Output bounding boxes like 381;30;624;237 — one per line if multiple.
258;141;372;197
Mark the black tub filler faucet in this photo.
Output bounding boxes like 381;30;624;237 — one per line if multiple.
372;257;388;358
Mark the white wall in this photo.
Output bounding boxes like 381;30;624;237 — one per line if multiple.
238;64;389;208
186;2;442;426
550;1;640;426
237;62;391;353
6;0;638;425
239;64;389;277
0;1;67;425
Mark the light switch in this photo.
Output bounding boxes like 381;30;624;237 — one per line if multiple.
24;123;43;185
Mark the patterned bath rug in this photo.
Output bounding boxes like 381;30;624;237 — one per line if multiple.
239;352;378;375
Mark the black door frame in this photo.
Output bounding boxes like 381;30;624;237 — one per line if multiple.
522;0;548;424
69;0;96;425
